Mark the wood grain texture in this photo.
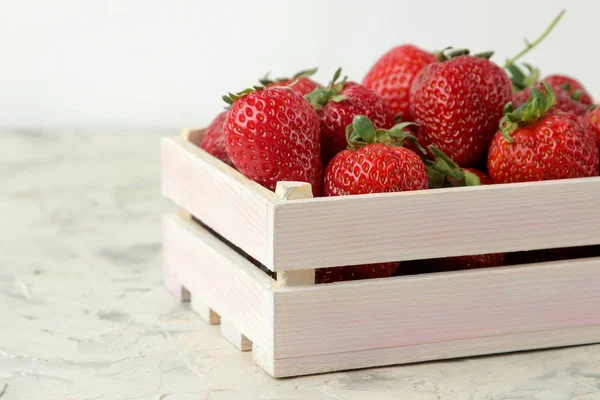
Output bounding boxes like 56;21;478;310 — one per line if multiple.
271;177;600;270
162;213;275;352
162;136;277;268
270;325;600;377
272;258;600;359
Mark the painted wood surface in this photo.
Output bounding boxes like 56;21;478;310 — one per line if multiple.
270;325;600;377
162;213;275;352
161;136;276;267
272;258;600;359
271;177;600;270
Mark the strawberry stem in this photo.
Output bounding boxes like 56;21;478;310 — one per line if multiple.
504;9;565;68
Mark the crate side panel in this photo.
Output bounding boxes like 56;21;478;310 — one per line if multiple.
272;178;600;270
271;325;600;377
163;213;274;351
162;137;274;268
273;259;600;358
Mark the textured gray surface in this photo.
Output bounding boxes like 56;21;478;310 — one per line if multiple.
1;131;599;400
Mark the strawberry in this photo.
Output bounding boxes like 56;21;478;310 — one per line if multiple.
513;84;588;117
192;111;235;167
316;262;399;284
222;86;323;196
363;44;436;120
488;82;599;183
323;115;428;196
584;107;600;148
259;67;320;96
544;75;593;106
317;115;426;282
306;69;395;164
410;48;513;167
426;253;507;272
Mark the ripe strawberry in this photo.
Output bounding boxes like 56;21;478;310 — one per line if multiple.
191;111;235;167
363;44;436;120
584;107;600;148
410;48;513;167
259;67;320;96
316;262;399;284
513;84;588;116
307;69;395;164
317;115;426;282
426;253;507;272
323;115;428;196
544;75;593;106
223;86;323;196
488;82;599;183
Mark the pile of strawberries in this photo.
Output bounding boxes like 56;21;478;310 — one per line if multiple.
192;11;600;283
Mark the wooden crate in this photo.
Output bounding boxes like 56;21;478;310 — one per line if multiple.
161;131;600;378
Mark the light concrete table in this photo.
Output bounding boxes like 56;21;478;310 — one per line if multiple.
1;131;599;400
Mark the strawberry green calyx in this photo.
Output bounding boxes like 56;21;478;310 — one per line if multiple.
345;115;425;152
222;86;264;106
500;81;556;142
435;47;494;62
506;63;541;91
305;67;347;110
258;67;318;86
424;145;481;188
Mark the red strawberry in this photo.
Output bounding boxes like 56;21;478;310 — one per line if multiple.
363;44;436;120
307;68;395;164
323;115;428;196
488;82;599;183
192;111;235;167
410;48;513;167
513;84;588;116
259;67;320;96
426;253;507;272
316;262;399;284
223;86;323;196
584;107;600;148
317;115;426;282
545;75;593;106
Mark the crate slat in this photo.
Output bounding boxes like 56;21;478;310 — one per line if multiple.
162;213;275;352
272;258;600;358
271;177;600;270
270;325;600;377
162;136;276;267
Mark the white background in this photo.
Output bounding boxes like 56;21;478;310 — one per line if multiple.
0;0;596;131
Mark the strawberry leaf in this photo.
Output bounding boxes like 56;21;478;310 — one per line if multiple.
424;145;481;188
305;67;347;110
346;115;421;150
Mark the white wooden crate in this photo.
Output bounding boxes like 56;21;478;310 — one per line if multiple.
161;131;600;377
